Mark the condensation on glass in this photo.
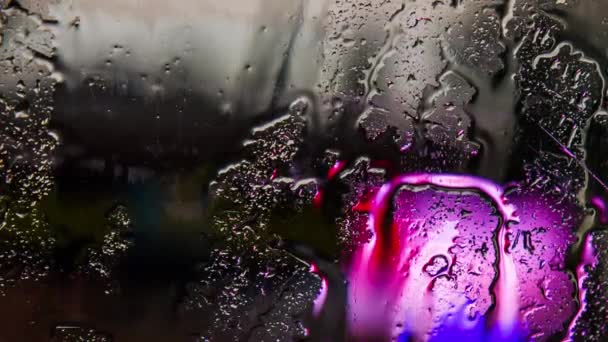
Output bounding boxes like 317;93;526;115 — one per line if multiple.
0;0;607;341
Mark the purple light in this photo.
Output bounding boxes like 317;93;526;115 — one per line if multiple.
346;173;520;340
308;171;595;341
310;263;328;317
312;163;605;342
423;300;523;342
591;196;607;224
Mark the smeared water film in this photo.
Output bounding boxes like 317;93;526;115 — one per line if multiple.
0;0;608;341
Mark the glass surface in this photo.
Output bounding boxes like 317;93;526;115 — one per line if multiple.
0;0;607;340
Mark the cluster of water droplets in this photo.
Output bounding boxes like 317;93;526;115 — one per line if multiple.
0;2;59;293
50;325;112;342
182;97;323;341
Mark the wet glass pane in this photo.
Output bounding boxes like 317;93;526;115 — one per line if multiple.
0;0;607;341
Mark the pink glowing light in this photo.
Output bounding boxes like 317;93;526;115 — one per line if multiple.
309;169;588;340
347;173;520;339
328;160;347;180
313;160;347;209
310;263;328;317
591;196;607;224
